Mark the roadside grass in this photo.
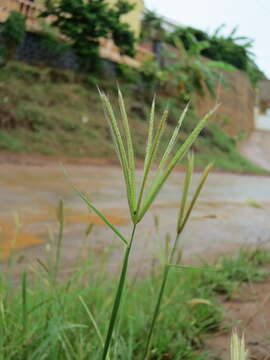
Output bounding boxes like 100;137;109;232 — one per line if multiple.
0;61;265;174
201;248;270;299
0;241;269;359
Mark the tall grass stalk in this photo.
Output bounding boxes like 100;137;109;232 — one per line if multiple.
73;89;217;359
53;198;65;284
144;156;213;359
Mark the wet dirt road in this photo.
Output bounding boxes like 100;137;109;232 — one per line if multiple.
1;161;270;275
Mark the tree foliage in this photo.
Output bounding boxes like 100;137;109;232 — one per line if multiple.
168;25;265;86
41;0;136;72
138;34;234;103
162;35;234;101
1;11;26;64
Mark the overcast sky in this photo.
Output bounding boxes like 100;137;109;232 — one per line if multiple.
145;0;270;78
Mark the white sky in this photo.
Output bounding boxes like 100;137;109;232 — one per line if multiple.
145;0;270;78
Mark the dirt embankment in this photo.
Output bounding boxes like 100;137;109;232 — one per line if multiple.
207;278;270;359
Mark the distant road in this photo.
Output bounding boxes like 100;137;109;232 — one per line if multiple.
241;130;270;171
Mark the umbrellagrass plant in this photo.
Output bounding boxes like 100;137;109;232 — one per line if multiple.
71;88;218;360
231;331;248;360
144;154;213;359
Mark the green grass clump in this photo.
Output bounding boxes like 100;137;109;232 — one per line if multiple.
201;248;270;298
1;242;268;359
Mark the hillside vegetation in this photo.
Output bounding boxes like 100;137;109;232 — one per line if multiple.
0;61;264;173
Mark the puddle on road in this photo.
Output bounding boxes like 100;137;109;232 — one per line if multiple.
0;221;43;259
0;209;129;258
66;213;128;225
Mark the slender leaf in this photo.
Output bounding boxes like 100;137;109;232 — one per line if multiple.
79;296;106;348
168;264;215;272
75;187;128;246
62;166;127;246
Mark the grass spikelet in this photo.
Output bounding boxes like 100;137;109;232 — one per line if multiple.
177;152;194;231
100;92;135;218
231;331;248;360
138;105;218;222
177;162;213;234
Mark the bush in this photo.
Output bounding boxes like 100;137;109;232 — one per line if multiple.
1;11;26;63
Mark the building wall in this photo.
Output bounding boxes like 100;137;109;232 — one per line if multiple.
108;0;144;38
255;107;270;131
0;0;43;31
0;0;144;37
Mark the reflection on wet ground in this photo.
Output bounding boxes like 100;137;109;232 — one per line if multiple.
1;163;270;274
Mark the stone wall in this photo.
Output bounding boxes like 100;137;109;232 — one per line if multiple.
16;32;78;70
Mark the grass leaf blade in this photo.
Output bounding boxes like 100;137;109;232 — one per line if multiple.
62;166;128;246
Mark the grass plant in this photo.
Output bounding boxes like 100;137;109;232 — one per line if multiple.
77;88;217;359
144;154;213;359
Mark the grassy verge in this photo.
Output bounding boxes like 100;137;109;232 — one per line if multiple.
0;61;265;173
1;244;269;359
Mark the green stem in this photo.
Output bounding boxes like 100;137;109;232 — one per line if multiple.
102;224;137;360
144;265;169;360
144;232;180;359
54;214;64;285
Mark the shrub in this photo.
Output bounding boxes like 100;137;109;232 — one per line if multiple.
1;11;26;64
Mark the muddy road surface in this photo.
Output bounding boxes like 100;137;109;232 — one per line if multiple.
1;159;270;276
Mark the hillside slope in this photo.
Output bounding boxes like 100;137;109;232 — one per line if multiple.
0;61;265;173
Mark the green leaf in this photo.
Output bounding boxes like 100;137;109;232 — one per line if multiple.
168;264;215;272
62;166;128;246
75;187;128;246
